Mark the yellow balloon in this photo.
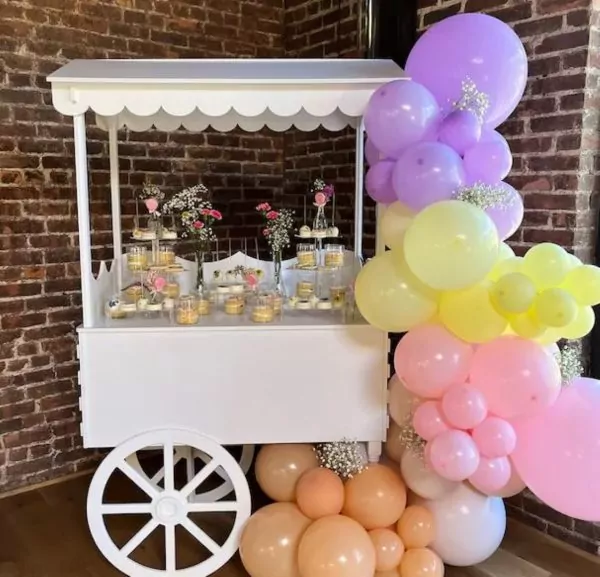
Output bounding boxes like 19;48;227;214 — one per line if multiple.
498;242;515;261
403;200;499;291
490;272;536;315
381;202;415;250
534;288;578;328
509;310;547;339
488;256;523;282
355;251;437;332
561;265;600;306
439;284;508;343
523;243;571;290
562;306;595;339
535;328;562;345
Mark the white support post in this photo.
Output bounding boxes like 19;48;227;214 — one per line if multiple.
354;118;365;259
108;120;122;290
73;114;94;327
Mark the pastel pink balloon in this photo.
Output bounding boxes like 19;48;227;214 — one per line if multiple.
469;336;561;419
512;377;600;521
145;197;159;213
428;430;480;482
394;324;474;399
489;459;526;498
413;401;451;441
469;456;511;495
441;384;487;430
472;417;516;458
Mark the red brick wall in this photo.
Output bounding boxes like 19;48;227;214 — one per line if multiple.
418;0;600;555
0;0;285;492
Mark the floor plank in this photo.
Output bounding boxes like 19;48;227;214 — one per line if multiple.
0;474;599;577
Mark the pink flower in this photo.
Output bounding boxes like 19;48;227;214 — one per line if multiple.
314;192;327;206
193;221;204;229
323;184;335;198
262;228;270;236
210;209;222;220
145;198;159;213
266;210;279;220
154;276;167;292
246;272;258;287
256;202;272;212
200;208;211;215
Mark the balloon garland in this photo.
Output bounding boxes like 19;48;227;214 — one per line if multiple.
240;13;600;577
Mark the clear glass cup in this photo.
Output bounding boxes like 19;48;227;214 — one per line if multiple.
127;246;148;272
296;243;317;268
324;244;344;268
158;245;175;266
251;295;275;323
176;295;199;325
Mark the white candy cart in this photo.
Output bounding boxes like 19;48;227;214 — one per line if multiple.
48;59;403;577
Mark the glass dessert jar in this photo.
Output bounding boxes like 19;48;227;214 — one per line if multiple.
296;243;317;268
176;295;199;325
197;295;212;316
324;244;344;268
224;295;245;315
158;245;175;266
251;295;275;323
330;286;347;310
127;246;147;272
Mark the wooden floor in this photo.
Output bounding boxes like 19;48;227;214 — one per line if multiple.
0;473;599;577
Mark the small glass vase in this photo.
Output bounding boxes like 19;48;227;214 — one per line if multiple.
195;245;209;293
313;204;328;234
272;249;283;293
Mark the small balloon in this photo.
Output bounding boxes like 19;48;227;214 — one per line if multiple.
343;464;407;530
381;201;415;250
523;243;571;290
438;109;481;156
296;467;345;520
469;456;511;495
464;131;513;183
397;505;435;549
471;417;516;458
441;384;488;430
509;309;547;339
385;420;409;463
366;161;397;204
561;264;600;306
428;430;480;482
498;242;515;261
366;138;384;166
389;375;419;428
490;272;536;315
561;305;595;339
489;459;526;498
400;450;458;500
399;548;444;577
485;182;523;241
534;288;578;328
369;528;405;571
413;401;451;441
255;444;319;502
487;255;523;282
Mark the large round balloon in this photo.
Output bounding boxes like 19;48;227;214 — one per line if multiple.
365;80;440;158
403;200;499;291
400;450;458;500
355;251;438;332
392;142;466;212
406;13;528;128
240;503;311;577
484;182;524;241
296;467;345;520
416;483;506;566
381;201;415;250
298;515;376;577
255;444;319;502
511;377;600;521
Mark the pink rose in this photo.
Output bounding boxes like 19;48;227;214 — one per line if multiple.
154;277;166;292
314;192;327;206
256;202;271;212
266;210;279;220
210;209;222;220
200;208;211;215
145;198;159;213
193;221;204;229
262;228;270;236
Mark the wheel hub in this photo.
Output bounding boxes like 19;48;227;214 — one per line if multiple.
152;492;187;525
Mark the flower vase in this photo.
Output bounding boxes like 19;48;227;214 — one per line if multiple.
272;249;284;293
195;247;207;293
313;204;328;233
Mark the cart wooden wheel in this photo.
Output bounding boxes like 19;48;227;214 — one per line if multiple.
87;429;251;577
125;445;255;503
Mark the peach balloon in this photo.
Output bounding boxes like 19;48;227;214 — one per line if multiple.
369;528;406;571
343;464;407;529
376;572;401;577
298;515;376;577
400;548;444;577
255;444;318;502
240;503;311;577
296;467;345;519
385;420;407;463
397;506;435;549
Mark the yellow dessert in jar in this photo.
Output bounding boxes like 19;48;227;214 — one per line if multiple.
252;305;274;323
158;246;175;266
224;296;245;315
176;295;199;325
297;281;314;299
127;246;148;272
324;244;344;268
197;298;211;316
296;244;316;268
330;286;346;310
163;282;180;299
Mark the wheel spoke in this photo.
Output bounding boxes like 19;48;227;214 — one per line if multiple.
196;451;229;482
180;458;219;498
121;519;159;557
150;447;186;485
163;441;175;492
165;524;176;572
180;517;221;555
118;460;160;499
187;501;239;513
100;503;153;515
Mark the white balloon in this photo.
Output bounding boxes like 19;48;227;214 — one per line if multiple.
381;201;415;250
417;483;506;566
400;449;458;500
389;375;419;427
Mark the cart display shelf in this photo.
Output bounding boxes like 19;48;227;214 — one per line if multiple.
49;58;404;577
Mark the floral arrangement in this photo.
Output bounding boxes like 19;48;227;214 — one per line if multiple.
164;184;222;244
138;182;165;216
256;203;295;254
144;270;166;304
310;178;335;207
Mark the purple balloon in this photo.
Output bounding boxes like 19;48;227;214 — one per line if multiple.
365;160;397;204
485;181;523;241
365;138;382;166
464;129;512;184
438;110;482;156
406;14;528;129
364;80;440;158
392;142;466;212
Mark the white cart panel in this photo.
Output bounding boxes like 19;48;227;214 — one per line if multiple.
78;322;389;448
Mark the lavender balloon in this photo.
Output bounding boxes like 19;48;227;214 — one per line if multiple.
438;110;482;156
392;142;466;212
464;129;512;184
406;14;527;128
364;80;440;158
366;160;397;204
485;182;523;241
365;138;382;166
